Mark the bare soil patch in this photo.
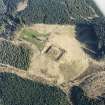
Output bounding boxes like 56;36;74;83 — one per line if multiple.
17;24;90;85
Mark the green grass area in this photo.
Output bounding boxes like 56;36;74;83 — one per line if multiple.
0;24;5;33
21;28;49;51
0;40;32;70
0;72;70;105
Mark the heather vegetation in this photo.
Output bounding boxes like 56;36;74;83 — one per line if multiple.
0;40;32;70
0;72;70;105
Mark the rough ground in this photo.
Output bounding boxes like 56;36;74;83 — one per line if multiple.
16;24;90;85
79;71;105;98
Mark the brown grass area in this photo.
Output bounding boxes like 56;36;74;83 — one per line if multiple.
16;24;91;85
3;24;105;94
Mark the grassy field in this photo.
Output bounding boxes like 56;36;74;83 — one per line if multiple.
20;28;49;51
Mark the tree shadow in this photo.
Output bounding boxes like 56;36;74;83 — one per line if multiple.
69;86;105;105
75;20;102;59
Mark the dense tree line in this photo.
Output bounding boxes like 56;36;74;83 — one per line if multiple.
0;0;103;39
0;0;6;15
0;40;32;70
3;0;21;15
16;0;101;25
16;0;70;24
0;71;105;105
0;72;70;105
